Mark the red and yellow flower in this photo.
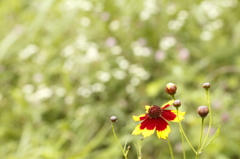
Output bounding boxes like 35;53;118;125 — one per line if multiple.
132;100;185;139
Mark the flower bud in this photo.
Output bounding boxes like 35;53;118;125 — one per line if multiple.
197;106;209;118
203;83;211;89
173;100;181;108
110;116;118;122
165;83;177;95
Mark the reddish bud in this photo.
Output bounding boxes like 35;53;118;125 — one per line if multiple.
197;106;209;118
110;116;118;122
203;83;211;89
173;100;181;108
165;83;177;95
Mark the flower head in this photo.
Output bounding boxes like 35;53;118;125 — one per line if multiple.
132;100;185;139
165;83;177;95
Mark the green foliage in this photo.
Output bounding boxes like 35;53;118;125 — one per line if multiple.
0;0;240;158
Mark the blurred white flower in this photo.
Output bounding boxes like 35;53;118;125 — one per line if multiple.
116;57;129;70
200;1;221;19
33;73;44;83
75;35;88;50
100;12;110;21
83;47;100;62
130;77;141;86
79;1;93;11
91;83;105;92
168;20;184;30
55;87;66;97
129;65;150;80
177;10;189;20
110;46;122;55
61;45;75;57
139;11;151;21
35;87;53;100
167;4;177;15
80;17;91;27
109;20;120;31
105;37;117;47
19;44;39;59
22;84;35;94
112;69;127;80
63;59;74;71
219;0;238;8
159;37;176;50
200;31;213;41
95;3;103;12
77;86;92;98
126;84;135;94
131;41;152;57
178;48;190;60
211;19;224;30
155;50;165;61
139;0;158;21
64;95;74;105
97;71;111;82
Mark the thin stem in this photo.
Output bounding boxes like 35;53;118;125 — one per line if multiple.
138;139;142;159
172;95;193;157
200;89;212;150
177;108;197;154
167;137;174;159
199;118;204;148
196;153;199;159
176;108;186;159
111;123;128;159
180;132;186;159
196;118;204;159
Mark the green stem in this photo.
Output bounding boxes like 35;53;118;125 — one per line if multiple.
172;95;193;157
196;118;204;159
200;89;212;150
177;108;197;154
111;123;128;159
167;137;174;159
176;108;186;159
138;139;142;159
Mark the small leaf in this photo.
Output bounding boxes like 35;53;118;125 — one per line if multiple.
203;125;221;149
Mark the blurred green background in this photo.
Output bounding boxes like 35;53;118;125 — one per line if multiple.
1;0;240;158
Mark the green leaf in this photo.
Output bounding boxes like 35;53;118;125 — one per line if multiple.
203;125;221;149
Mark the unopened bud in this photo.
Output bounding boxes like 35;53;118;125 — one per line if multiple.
165;83;177;95
203;83;211;89
110;116;118;122
197;106;209;118
173;100;181;108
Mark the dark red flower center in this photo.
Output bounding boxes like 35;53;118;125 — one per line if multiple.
148;105;162;118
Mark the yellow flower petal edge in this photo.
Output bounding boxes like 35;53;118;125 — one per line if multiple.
156;125;171;139
161;100;174;108
170;110;186;122
132;114;146;121
141;128;155;138
132;124;141;135
145;105;151;113
132;124;156;138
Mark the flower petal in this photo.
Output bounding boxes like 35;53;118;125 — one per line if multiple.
155;118;171;139
133;114;147;121
132;117;157;138
145;105;151;113
161;110;185;122
132;124;142;135
161;100;174;109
